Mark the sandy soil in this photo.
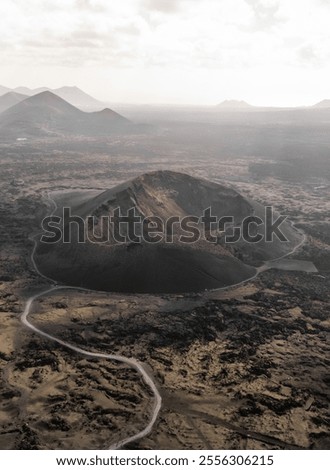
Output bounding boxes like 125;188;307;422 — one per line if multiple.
0;142;329;449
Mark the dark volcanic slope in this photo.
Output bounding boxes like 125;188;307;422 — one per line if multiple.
78;170;253;220
0;91;131;137
35;171;302;294
0;92;28;114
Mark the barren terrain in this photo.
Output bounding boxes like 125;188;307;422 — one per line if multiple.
0;135;329;449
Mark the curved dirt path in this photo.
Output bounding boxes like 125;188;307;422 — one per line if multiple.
21;193;162;449
21;191;306;449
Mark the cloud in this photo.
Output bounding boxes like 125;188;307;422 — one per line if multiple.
245;0;283;30
299;45;318;60
140;0;183;14
74;0;106;12
1;0;330;105
297;44;321;67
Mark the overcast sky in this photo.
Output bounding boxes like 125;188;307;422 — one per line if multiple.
0;0;329;105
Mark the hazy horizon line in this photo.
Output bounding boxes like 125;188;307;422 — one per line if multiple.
0;84;329;109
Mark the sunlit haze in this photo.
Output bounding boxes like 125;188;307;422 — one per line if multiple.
1;0;329;106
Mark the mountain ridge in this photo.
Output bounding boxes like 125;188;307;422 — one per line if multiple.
1;85;105;110
312;99;330;108
0;91;28;114
217;100;253;109
0;91;131;138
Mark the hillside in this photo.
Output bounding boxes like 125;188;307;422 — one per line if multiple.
34;171;302;293
12;85;104;110
313;99;330;108
217;100;253;109
0;92;28;114
0;91;131;138
0;85;12;96
51;86;105;110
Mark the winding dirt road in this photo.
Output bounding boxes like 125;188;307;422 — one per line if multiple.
20;191;306;449
21;193;162;449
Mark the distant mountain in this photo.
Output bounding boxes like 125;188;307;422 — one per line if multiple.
312;99;330;108
13;86;49;95
12;85;104;110
51;86;105;110
0;91;131;138
217;100;253;109
0;92;28;114
0;85;12;96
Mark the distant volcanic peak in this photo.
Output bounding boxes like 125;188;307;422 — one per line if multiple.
0;85;12;95
13;86;49;95
0;89;131;137
54;85;80;92
52;86;105;108
25;90;79;109
0;91;28;112
96;108;130;121
312;99;330;108
9;86;104;109
217;99;253;108
2;91;27;100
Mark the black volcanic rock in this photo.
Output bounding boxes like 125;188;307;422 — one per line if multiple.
34;171;303;294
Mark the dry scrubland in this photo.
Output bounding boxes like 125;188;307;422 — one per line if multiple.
0;135;329;449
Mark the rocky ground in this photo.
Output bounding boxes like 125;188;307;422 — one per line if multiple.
0;143;329;449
